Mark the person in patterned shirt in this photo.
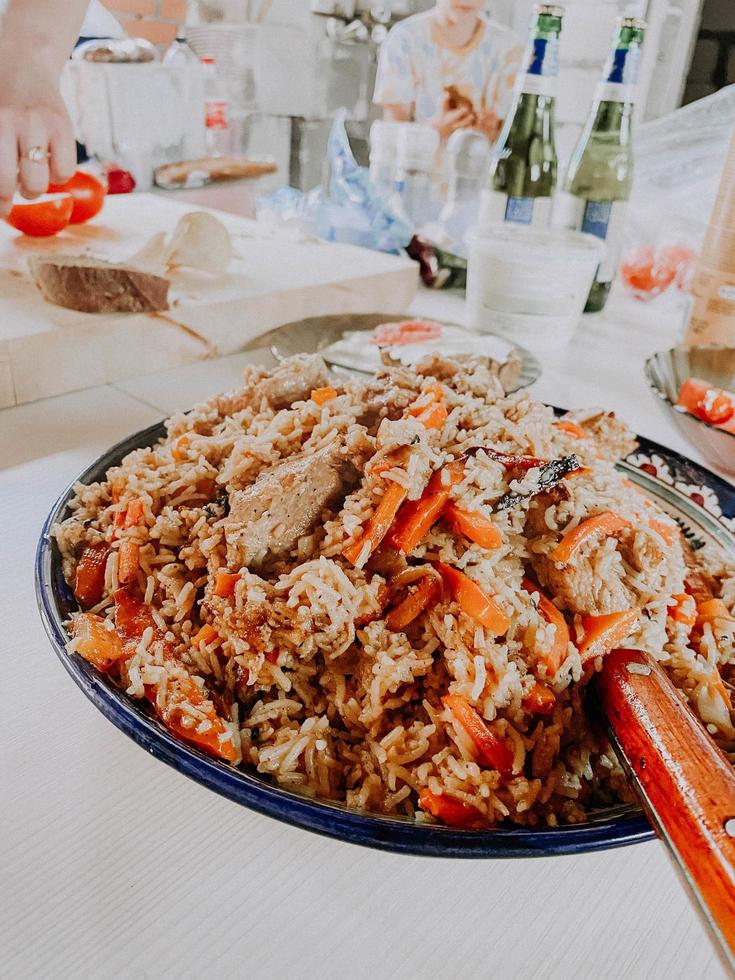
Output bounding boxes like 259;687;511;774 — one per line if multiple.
374;0;523;144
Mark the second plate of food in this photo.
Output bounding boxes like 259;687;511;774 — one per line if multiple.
243;313;540;393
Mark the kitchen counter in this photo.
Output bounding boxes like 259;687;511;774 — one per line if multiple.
1;285;727;980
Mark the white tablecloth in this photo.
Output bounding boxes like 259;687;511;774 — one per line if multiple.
1;286;728;980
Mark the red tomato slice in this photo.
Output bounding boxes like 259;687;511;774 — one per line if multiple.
48;170;106;224
620;245;676;300
372;320;443;347
5;193;73;237
677;377;735;426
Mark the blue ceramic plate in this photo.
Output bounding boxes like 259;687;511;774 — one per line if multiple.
35;419;735;858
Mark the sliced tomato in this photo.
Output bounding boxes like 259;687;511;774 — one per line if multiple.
48;170;106;224
5;193;73;237
677;378;735;427
372;319;443;347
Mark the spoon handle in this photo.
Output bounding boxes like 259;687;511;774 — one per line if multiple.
597;648;735;972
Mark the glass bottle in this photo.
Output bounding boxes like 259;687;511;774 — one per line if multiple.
556;16;646;312
479;4;563;229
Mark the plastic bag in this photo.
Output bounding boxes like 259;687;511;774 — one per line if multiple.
618;86;735;304
256;113;411;253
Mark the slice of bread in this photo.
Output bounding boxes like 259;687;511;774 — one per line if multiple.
29;255;170;314
154;157;277;188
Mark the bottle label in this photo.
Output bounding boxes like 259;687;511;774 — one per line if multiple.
520;36;559;96
597;44;640;104
608;45;640;86
594;81;636;105
505;196;534;224
205;101;228;129
521;74;557;97
556;194;627;283
527;37;560;78
480;190;551;229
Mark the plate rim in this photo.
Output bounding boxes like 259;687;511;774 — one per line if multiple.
37;416;735;858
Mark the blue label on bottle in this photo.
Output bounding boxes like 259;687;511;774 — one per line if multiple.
581;200;612;240
505;197;534;225
527;37;560;78
607;46;640;85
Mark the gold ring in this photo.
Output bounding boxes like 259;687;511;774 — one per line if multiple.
25;146;47;163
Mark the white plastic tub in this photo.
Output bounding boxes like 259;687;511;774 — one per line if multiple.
466;225;603;352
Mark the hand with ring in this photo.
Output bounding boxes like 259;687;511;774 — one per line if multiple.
0;0;86;216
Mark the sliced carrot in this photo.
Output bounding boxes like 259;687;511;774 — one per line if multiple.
554;419;587;439
522;682;556;716
667;593;697;628
696;597;732;626
565;466;594;479
71;612;125;671
577;609;638;663
264;650;279;664
113;507;128;532
114;587;156;643
385;575;441;632
434;561;510;636
118;539;140;585
405;383;448;430
549;512;630;566
124;499;146;528
172;434;190;462
213;570;240;597
311;386;338;406
443;694;515;777
443;501;502;550
386;460;466;555
193;623;218;647
343;482;407;566
73;542;109;608
648;517;676;546
100;591;236;763
522;578;570;676
418;789;483;828
149;658;237;763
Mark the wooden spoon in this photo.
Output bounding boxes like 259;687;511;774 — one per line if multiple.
596;647;735;972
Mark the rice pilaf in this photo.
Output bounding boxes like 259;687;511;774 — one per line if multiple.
54;353;735;829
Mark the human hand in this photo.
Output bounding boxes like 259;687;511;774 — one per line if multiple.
0;82;76;216
473;110;502;142
431;104;477;143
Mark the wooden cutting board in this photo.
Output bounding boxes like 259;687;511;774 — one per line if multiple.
0;194;418;408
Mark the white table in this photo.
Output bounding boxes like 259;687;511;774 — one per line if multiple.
1;287;728;980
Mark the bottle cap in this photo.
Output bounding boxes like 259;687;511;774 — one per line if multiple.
536;4;564;17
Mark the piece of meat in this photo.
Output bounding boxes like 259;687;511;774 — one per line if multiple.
534;551;636;616
254;354;329;410
413;352;517;396
225;445;360;568
356;382;415;431
30;255;170;313
560;409;638;461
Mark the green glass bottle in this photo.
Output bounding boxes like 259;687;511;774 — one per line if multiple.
480;4;563;228
558;17;646;312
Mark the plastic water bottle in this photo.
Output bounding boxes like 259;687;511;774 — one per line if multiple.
390;123;440;231
162;28;200;69
368;119;403;200
201;56;232;157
